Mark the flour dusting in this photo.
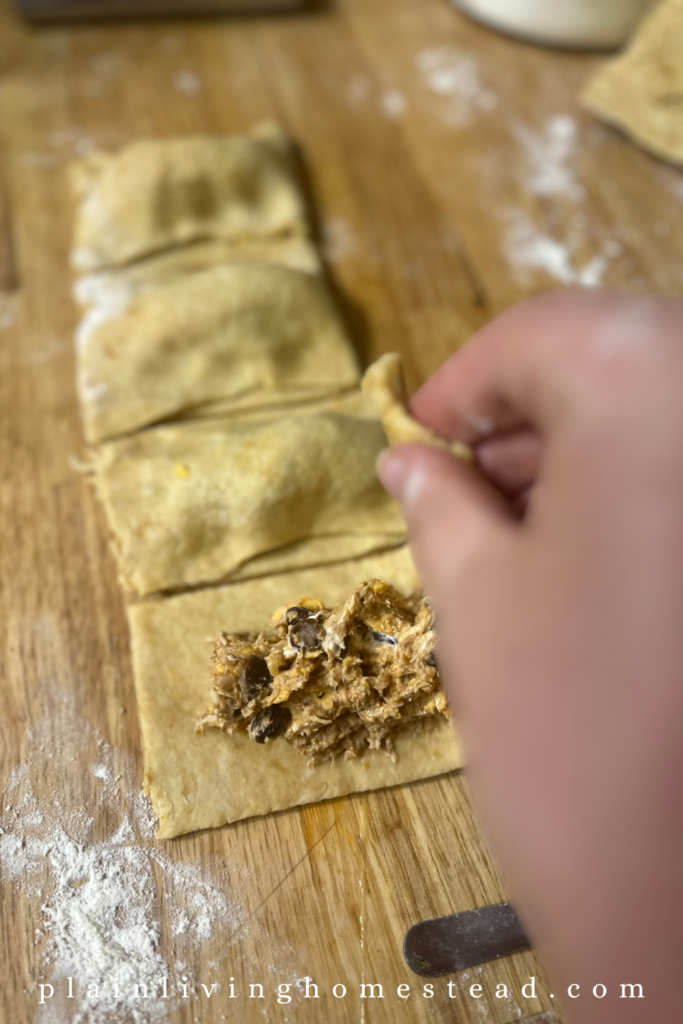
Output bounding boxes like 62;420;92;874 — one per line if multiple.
504;209;611;287
379;89;406;120
0;307;16;329
502;113;623;287
321;217;358;264
346;75;372;105
0;699;247;1024
159;34;184;55
73;273;137;352
89;51;125;79
172;71;203;96
514;115;585;201
416;48;498;127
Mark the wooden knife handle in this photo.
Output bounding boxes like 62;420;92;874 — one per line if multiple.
404;901;531;977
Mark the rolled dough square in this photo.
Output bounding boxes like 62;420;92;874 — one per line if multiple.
92;392;405;595
583;0;683;166
71;122;309;271
128;546;462;838
77;262;360;443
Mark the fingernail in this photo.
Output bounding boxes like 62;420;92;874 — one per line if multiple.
376;447;408;500
377;448;428;511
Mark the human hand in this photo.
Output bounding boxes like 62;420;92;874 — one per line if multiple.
379;289;683;1022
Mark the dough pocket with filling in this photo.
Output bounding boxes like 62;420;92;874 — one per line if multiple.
77;262;361;444
73;235;322;346
92;395;406;595
71;121;309;271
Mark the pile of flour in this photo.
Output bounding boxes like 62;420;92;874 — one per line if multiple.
0;697;246;1024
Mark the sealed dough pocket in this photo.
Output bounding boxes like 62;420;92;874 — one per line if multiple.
92;395;406;595
71;122;309;272
77;262;360;444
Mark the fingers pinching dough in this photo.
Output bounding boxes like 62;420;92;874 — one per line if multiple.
78;262;360;444
92;395;406;595
71;122;309;271
362;352;473;461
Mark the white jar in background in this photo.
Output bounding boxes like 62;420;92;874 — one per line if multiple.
452;0;657;49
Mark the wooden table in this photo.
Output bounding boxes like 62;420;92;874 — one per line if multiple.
1;1;681;1021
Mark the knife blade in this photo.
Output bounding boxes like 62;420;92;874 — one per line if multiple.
404;901;531;978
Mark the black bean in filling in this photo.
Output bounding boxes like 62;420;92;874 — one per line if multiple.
249;704;292;744
286;606;323;651
239;654;273;703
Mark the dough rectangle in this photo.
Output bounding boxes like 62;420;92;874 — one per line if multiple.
128;546;462;838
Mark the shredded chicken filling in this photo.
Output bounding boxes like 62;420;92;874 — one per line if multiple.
197;579;450;764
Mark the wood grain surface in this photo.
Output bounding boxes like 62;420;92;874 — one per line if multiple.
1;0;681;1021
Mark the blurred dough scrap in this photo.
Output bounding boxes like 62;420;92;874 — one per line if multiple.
199;579;450;766
92;393;405;595
71;122;309;271
128;547;462;837
362;353;472;461
78;262;360;444
583;0;683;166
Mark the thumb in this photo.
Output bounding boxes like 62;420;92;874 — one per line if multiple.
377;444;511;593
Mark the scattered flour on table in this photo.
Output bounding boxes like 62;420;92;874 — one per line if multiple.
26;336;67;366
514;115;585;201
88;51;125;79
345;75;407;120
321;217;358;264
346;74;372;105
657;163;683;203
416;48;498;127
504;209;612;286
379;89;406;120
0;698;247;1024
0;307;16;329
503;113;624;286
159;34;184;55
172;71;203;96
